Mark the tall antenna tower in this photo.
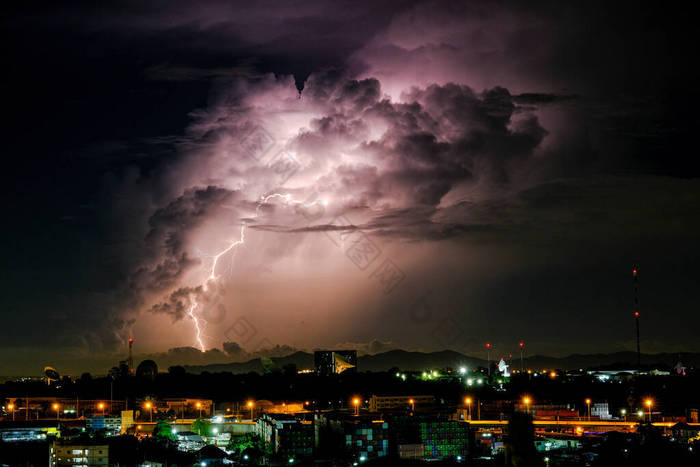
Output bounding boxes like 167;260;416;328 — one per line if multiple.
128;337;134;374
633;268;640;369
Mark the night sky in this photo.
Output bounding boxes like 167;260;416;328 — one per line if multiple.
2;1;699;375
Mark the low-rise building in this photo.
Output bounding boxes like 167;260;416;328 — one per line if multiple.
591;402;611;419
342;419;389;460
50;440;108;466
85;416;121;435
0;420;60;442
175;431;205;452
369;395;435;412
398;443;424;459
256;413;314;459
419;420;469;460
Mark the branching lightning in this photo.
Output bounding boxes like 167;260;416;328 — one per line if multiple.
184;192;328;351
187;302;205;352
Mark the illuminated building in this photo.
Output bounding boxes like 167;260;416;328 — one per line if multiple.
419;420;470;460
591;402;611;420
534;437;582;452
256;413;314;459
342;419;389;460
50;440;108;466
85;416;121;435
0;420;59;442
398;443;424;459
314;350;357;376
175;431;206;452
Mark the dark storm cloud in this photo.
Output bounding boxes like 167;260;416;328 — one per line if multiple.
512;93;579;106
247;79;547;240
2;0;699;374
149;286;200;322
129;186;238;294
146;186;235;255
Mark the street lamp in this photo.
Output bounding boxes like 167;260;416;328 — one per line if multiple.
7;403;14;421
486;343;491;376
145;402;153;422
464;398;472;421
52;403;60;421
408;398;414;411
98;402;105;417
519;341;525;372
645;399;653;422
196;401;202;418
247;401;254;420
620;408;627;421
523;397;531;415
585;399;591;421
353;398;360;416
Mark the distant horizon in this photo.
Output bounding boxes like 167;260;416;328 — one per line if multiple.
3;347;698;378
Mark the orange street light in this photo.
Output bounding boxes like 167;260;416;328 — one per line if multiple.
465;397;472;420
196;401;203;418
98;402;105;417
144;402;153;422
408;398;415;411
645;399;653;422
52;403;60;421
7;403;15;421
353;398;360;416
523;397;531;414
247;401;254;420
585;399;591;421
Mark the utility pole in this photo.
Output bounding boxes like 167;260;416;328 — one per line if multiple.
486;343;491;376
633;268;641;370
128;338;134;374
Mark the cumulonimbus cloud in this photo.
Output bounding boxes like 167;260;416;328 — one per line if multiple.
135;70;551;355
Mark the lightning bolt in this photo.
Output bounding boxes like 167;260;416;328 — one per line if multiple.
184;193;328;351
187;302;206;352
208;223;247;281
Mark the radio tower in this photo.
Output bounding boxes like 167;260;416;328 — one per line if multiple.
128;337;134;374
632;268;640;370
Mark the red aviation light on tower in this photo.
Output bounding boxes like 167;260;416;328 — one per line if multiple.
486;342;491;349
633;269;637;276
129;337;133;343
519;342;524;348
634;311;639;317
